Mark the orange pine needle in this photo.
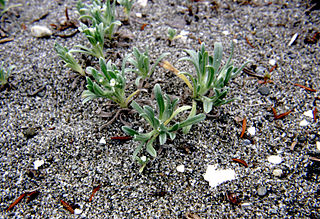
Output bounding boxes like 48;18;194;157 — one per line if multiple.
7;193;26;211
271;107;277;117
245;36;255;48
275;109;293;119
232;158;248;167
89;184;101;202
60;200;74;214
198;38;202;44
294;83;317;92
26;190;40;203
269;64;277;72
240;118;247;138
140;23;148;31
313;107;318;122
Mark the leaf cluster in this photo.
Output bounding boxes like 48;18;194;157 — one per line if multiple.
117;0;135;20
0;62;15;87
122;84;205;160
179;42;251;113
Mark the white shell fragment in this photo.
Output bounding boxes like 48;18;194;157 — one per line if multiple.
34;160;44;170
288;33;298;47
203;165;236;187
299;119;309;127
222;30;229;35
267;155;282;164
137;0;147;7
176;165;185;173
316;142;320;151
99;137;106;144
74;209;83;215
247;127;256;136
269;59;276;66
273;168;283;177
31;25;52;38
135;12;142;18
303;110;313;118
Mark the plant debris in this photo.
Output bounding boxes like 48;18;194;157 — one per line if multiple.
240;117;247;138
89;184;101;202
232;158;248;167
60;199;74;214
294;83;317;92
271;107;294;120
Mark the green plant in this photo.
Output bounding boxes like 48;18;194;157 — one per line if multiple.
167;27;181;42
77;0;121;40
117;0;135;21
82;57;139;108
126;47;169;86
122;84;205;161
0;0;22;16
179;42;251;113
73;22;105;59
0;62;15;88
54;42;85;76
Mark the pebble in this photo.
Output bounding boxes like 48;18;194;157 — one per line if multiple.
267;155;282;164
242;139;251;146
258;86;270;96
257;186;267;196
203;165;236;187
303;110;313;118
34;160;44;170
316;141;320;151
256;66;267;75
31;25;52;38
273;168;283;177
299;119;309;127
99;137;106;144
297;135;306;143
176;165;185;173
247;126;256;136
269;59;276;66
137;0;147;7
74;209;83;215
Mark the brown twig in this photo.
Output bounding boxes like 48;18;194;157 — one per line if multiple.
7;193;26;211
245;36;255;48
0;37;14;44
60;200;74;214
243;68;264;79
232;158;248;167
240;117;247;138
313;107;318;122
89;184;101;202
294;83;317;92
272;107;294;120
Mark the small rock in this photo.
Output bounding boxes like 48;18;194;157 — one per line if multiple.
267;155;282;164
137;0;147;7
242;139;251;146
288;33;298;46
241;202;252;207
297;135;306;143
222;30;229;35
135;12;142;18
258;86;270;96
34;160;44;170
303;110;314;118
269;59;276;66
272;168;283;177
23;127;37;138
99;137;106;144
316;141;320;151
203;165;236;187
74;208;82;215
256;66;267;75
257;186;267;196
299;119;309;127
177;165;185;173
247;126;256;136
31;25;52;38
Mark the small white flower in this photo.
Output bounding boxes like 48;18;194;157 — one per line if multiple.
110;79;116;87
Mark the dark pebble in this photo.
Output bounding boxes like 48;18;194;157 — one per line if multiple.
242;139;251;146
258;87;270;96
297;135;307;143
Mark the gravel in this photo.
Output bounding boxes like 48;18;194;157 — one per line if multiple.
1;0;319;218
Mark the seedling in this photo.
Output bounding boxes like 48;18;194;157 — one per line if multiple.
73;22;105;58
179;42;251;113
0;62;15;89
54;42;85;76
82;57;139;108
117;0;135;21
126;47;169;86
167;27;181;43
77;0;121;40
0;0;22;16
122;84;205;162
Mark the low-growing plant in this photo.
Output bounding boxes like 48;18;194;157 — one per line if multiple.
73;22;105;59
167;27;181;43
77;0;121;40
178;42;251;113
122;84;205;162
126;47;169;86
54;42;85;76
0;62;15;88
117;0;135;21
82;57;139;108
0;0;22;16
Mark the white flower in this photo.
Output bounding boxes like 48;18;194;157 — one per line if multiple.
110;79;116;87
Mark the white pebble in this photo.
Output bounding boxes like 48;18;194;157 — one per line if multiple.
74;208;82;215
222;30;229;35
140;156;147;162
135;12;142;18
203;164;236;187
288;33;298;47
272;168;283;177
176;165;185;172
31;25;52;38
241;202;252;207
34;160;44;170
316;141;320;151
247;126;256;136
303;110;313;118
269;59;276;66
99;137;106;144
299;119;309;127
137;0;147;7
267;155;282;164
